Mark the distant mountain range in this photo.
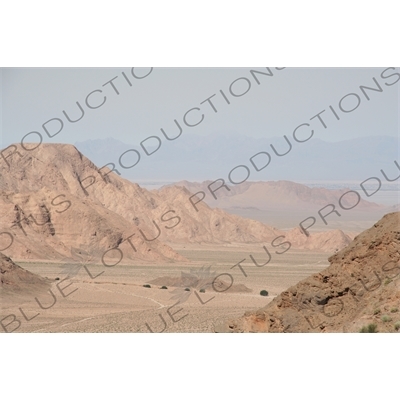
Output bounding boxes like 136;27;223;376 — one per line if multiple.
164;179;392;232
75;134;399;182
168;180;384;211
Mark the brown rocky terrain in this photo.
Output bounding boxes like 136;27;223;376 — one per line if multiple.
0;251;50;296
216;212;400;333
0;187;185;263
0;143;353;263
283;227;352;252
0;144;280;248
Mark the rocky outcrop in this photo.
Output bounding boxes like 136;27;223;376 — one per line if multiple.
217;212;400;333
0;252;50;294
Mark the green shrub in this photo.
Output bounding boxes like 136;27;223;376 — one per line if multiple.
160;286;168;289
381;315;392;323
390;307;398;313
394;322;400;331
199;288;206;293
359;324;378;333
373;308;381;315
260;290;269;296
143;284;151;288
384;278;393;285
184;288;190;291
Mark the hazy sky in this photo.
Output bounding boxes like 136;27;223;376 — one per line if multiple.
1;67;399;149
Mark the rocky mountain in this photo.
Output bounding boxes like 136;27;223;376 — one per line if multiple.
0;252;50;295
0;143;354;262
217;212;400;333
0;187;182;262
0;144;186;263
283;227;352;252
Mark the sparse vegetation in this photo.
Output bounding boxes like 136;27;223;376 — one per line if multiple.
373;308;380;315
160;286;168;289
381;315;392;323
143;284;151;288
260;290;269;296
184;288;190;291
55;277;60;281
199;288;206;293
359;324;378;333
390;307;398;313
384;278;393;285
394;322;400;331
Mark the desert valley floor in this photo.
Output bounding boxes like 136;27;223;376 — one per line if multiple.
1;244;329;333
1;143;398;333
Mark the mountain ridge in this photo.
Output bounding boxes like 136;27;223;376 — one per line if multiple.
216;212;400;333
0;143;355;262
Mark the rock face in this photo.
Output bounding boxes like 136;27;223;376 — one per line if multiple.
0;188;182;262
0;144;187;262
0;143;352;262
283;227;352;252
0;252;50;294
217;212;400;333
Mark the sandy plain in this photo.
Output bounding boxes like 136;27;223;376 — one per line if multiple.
1;244;330;333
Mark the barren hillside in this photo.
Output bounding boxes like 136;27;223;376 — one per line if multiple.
0;144;185;262
0;252;50;295
0;188;183;262
0;143;352;262
0;144;282;245
217;212;400;333
283;227;352;252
